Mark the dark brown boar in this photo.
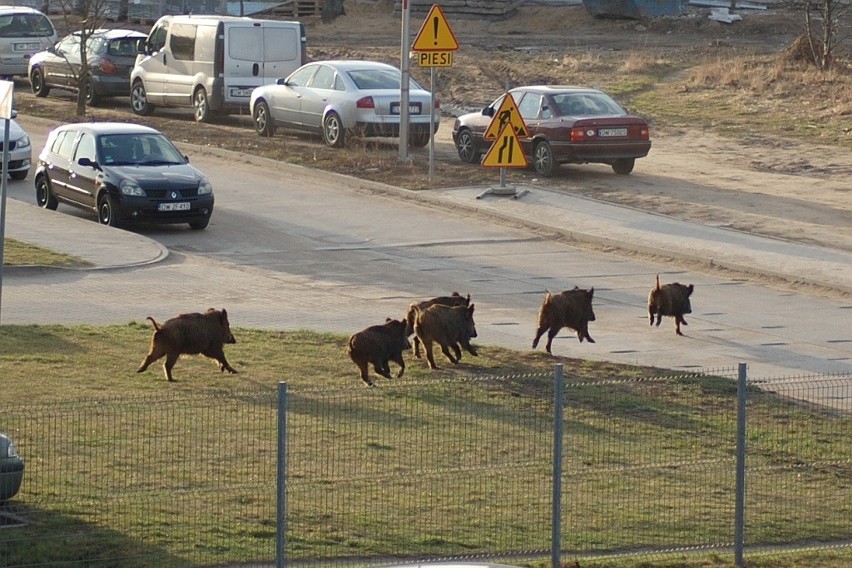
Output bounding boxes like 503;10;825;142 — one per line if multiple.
412;303;478;370
532;287;596;354
648;274;694;335
347;318;412;387
404;292;471;358
137;308;238;382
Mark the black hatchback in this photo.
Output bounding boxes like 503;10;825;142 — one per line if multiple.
34;122;214;229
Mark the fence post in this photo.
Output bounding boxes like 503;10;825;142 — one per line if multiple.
277;382;288;568
735;363;747;568
552;364;564;568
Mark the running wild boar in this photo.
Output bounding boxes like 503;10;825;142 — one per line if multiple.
137;308;238;382
532;287;596;354
412;303;478;369
347;318;411;387
648;274;694;335
404;292;471;358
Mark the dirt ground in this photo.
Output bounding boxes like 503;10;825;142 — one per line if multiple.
18;0;852;256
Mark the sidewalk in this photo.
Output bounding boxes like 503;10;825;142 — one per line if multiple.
3;178;852;296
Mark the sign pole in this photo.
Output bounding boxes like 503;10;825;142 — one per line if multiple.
399;0;411;162
0;80;14;325
429;66;435;182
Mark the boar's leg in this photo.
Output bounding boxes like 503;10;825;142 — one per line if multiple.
439;342;459;364
532;325;548;349
451;342;463;362
412;336;423;358
203;347;238;375
355;361;374;387
544;326;562;354
372;359;392;380
137;350;164;374
460;339;478;357
163;352;181;382
422;339;439;370
674;316;687;336
654;314;663;327
391;353;406;378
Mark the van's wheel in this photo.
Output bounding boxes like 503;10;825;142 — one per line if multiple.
30;68;50;97
130;81;154;116
253;101;275;137
612;158;635;175
84;76;100;106
323;112;345;148
532;140;555;177
98;194;119;227
35;176;58;210
193;87;211;123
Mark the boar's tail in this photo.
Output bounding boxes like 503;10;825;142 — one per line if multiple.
655;274;661;290
146;316;161;331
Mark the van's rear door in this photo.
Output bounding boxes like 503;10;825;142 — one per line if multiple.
223;21;304;106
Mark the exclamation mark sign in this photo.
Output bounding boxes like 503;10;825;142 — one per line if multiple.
433;16;439;46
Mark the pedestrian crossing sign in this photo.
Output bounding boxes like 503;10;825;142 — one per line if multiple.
481;123;528;168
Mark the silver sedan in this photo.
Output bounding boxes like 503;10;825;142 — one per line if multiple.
249;60;440;148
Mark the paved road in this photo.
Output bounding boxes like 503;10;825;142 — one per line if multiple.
2;115;851;381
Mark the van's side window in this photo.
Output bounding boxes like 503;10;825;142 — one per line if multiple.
170;23;196;61
147;22;168;53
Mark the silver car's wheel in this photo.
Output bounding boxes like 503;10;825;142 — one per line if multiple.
194;87;211;123
455;128;478;163
253;101;275;137
533;140;555;177
30;68;50;98
130;81;154;116
323;112;345;148
612;158;635;175
35;176;58;210
84;76;100;106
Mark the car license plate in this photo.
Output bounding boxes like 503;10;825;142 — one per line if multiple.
158;202;190;212
390;102;422;115
229;88;253;98
598;128;627;137
15;42;41;51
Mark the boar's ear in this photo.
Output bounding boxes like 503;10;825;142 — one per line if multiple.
588;287;595;298
468;304;475;315
465;293;471;304
687;284;694;296
386;317;393;323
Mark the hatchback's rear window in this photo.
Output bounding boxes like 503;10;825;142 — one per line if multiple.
107;37;142;57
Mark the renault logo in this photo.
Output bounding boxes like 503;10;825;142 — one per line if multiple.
170;191;178;199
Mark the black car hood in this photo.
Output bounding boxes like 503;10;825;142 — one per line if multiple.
105;164;202;190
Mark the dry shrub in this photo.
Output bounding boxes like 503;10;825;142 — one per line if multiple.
784;33;821;65
619;51;667;74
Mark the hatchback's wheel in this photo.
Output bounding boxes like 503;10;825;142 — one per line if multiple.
189;217;210;230
83;76;100;106
612;158;635;175
253;101;275;137
193;87;211;123
10;169;28;181
455;128;478;163
130;81;154;116
410;130;430;148
35;176;58;210
533;140;555;177
30;68;50;97
323;112;345;148
98;194;119;227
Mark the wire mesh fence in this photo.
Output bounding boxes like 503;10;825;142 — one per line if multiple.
1;368;849;567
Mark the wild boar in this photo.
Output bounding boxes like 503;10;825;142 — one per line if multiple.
347;318;411;387
648;274;694;335
412;303;478;370
137;308;238;382
404;292;471;358
532;287;596;354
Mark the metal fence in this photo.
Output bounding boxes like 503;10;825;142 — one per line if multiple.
1;366;850;567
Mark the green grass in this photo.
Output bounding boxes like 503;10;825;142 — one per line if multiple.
0;324;848;567
2;237;90;268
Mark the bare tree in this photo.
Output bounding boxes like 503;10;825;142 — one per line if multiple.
803;0;851;69
53;0;114;116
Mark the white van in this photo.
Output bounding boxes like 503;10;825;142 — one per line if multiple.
0;6;57;78
130;15;306;122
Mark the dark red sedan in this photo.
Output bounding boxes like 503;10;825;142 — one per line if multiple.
452;85;651;177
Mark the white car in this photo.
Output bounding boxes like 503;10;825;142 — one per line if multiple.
2;112;32;181
250;60;440;148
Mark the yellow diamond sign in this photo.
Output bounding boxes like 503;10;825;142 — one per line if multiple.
412;4;460;52
481;123;528;169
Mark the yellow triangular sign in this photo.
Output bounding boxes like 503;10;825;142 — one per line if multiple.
483;93;530;141
481;123;528;168
412;4;460;52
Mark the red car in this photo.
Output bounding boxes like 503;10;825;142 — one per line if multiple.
452;85;651;176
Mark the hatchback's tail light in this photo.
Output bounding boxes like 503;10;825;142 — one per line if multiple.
356;96;375;109
98;58;119;75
